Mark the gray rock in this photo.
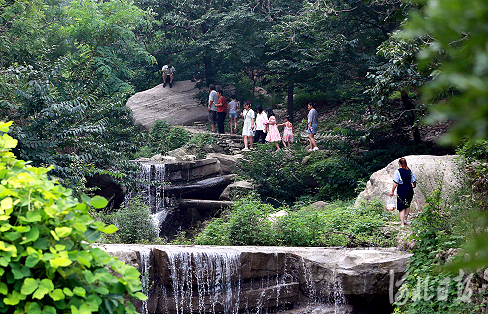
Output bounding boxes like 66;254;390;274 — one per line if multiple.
100;244;410;313
206;153;242;174
219;180;253;200
126;80;205;128
355;155;461;210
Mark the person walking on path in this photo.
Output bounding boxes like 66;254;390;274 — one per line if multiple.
265;108;281;150
215;89;228;134
278;115;293;148
228;95;240;134
307;102;319;151
254;105;268;144
162;61;176;88
241;101;255;151
208;84;219;133
390;157;417;226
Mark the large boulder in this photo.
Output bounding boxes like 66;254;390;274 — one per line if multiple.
126;80;206;128
355;155;461;210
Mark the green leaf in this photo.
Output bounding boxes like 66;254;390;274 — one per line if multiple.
49;257;72;268
20;278;39;295
95;286;109;295
89;196;108;209
0;282;8;295
55;227;72;238
33;279;54;299
63;287;74;297
43;305;56;314
26;302;42;314
102;224;118;234
49;288;65;301
25;254;41;267
133;292;148;301
20;226;40;244
79;303;92;314
73;287;86;298
4;290;25;305
86;294;102;311
84;228;100;242
4;231;21;242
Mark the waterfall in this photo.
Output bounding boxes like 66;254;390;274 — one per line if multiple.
140;248;152;314
124;162;169;234
165;250;241;314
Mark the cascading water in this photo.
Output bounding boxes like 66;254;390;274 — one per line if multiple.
124;162;169;234
140;248;152;314
165;250;241;314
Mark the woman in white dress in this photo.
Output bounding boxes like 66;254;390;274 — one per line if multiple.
240;101;255;151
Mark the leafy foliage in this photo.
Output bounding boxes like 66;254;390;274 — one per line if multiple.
97;197;158;244
0;63;140;191
195;195;396;247
234;145;310;203
393;190;481;314
134;120;190;158
402;0;488;144
0;121;146;313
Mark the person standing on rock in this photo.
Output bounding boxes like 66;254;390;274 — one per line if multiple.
208;84;219;132
241;101;254;151
253;105;268;144
307;102;319;151
228;95;240;134
215;88;227;134
390;157;417;226
162;61;176;88
265;108;281;150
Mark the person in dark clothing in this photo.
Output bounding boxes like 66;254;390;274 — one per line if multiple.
390;158;417;226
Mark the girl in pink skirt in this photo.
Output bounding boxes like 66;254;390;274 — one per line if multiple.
278;115;293;148
265;108;281;150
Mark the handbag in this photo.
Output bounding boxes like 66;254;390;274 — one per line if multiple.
249;128;255;136
386;196;396;211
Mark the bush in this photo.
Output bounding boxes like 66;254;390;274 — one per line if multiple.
393;191;481;314
98;197;158;244
195;195;396;247
195;195;278;246
0;121;146;313
234;145;310;203
135;120;190;157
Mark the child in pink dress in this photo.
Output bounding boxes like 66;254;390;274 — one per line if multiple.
278;115;293;147
265;108;281;150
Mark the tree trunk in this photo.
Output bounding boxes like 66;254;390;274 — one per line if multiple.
287;79;294;122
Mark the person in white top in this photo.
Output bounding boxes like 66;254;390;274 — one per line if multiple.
253;105;268;144
162;61;176;88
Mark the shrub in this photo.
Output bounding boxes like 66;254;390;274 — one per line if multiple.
98;197;158;244
135;120;191;157
195;195;278;246
0;121;146;313
195;196;396;247
235;145;310;203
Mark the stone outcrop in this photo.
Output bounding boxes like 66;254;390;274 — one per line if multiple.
355;155;461;210
206;153;242;174
219;180;253;201
103;244;411;314
126;80;205;128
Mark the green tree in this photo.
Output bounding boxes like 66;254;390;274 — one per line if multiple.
402;0;488;145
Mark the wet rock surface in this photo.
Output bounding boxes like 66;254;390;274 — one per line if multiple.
103;244;410;314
